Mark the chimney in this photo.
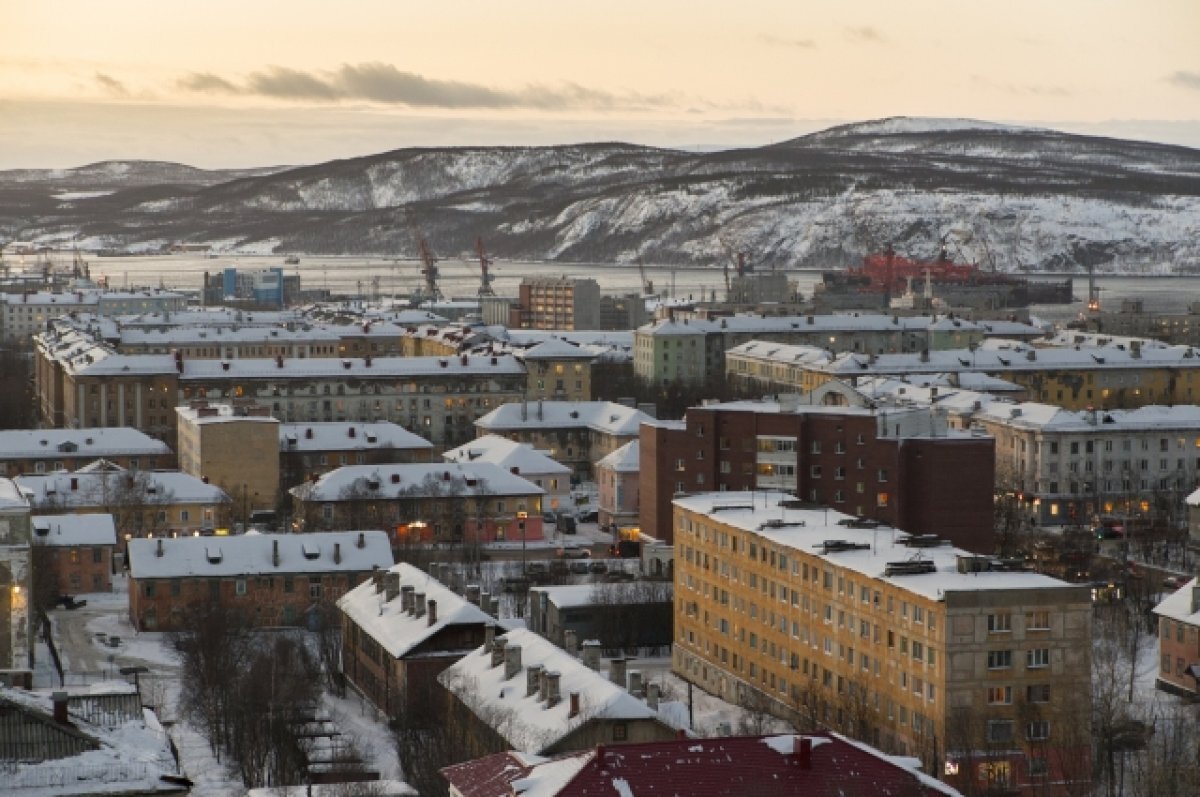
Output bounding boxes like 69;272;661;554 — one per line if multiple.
581;640;601;670
156;538;164;558
333;542;341;564
427;599;438;626
400;584;416;613
272;539;280;566
484;625;496;654
569;691;581;719
628;670;643;697
414;592;426;618
276;355;284;368
538;668;549;702
564;629;578;656
489;596;501;617
647;682;661;710
385;572;401;602
492;636;508;668
372;567;384;592
609;657;627;686
480;591;492;614
357;532;365;549
504;644;523;680
526;664;543;697
796;736;813;769
546;671;561;707
465;584;481;605
52;692;70;725
305;427;313;439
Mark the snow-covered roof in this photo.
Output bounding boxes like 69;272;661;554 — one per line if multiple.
337;562;496;659
443;435;571;476
16;469;230;507
0;685;186;797
595;440;639;473
976;401;1200;433
530;582;671;610
439;628;662;754
1153;577;1200;624
128;530;392;579
180;353;525;379
0;477;29;511
0;428;171;460
638;312;1033;338
674;492;1077;602
120;325;340;346
280;422;433;453
32;513;117;547
292;461;544;502
475;401;651;437
175;403;280;426
517;338;596;360
1187;487;1200;507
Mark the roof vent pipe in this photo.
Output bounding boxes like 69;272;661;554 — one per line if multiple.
504;644;522;680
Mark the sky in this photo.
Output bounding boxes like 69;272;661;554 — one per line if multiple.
1;0;1199;170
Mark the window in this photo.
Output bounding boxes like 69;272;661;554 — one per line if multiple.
987;720;1014;744
987;650;1013;670
1026;720;1050;741
235;579;247;596
613;723;628;741
987;613;1012;633
1026;684;1051;703
1026;610;1050;631
987;686;1013;705
1028;758;1049;778
1027;648;1050;669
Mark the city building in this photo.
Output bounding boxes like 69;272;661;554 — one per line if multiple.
0;428;172;478
438;628;678;760
279;421;433;493
441;732;963;797
527;583;673;653
0;288;186;344
338;563;496;719
202;266;300;307
126;530;392;631
0;685;188;795
634;314;1041;387
516;339;594;402
639;397;995;551
443;435;571;514
1152;579;1200;697
510;278;601;330
595;440;639;531
17;464;231;541
725;336;1200;411
30;513;117;595
672;492;1092;796
290;462;546;545
175;402;280;520
474;400;652;480
0;479;33;684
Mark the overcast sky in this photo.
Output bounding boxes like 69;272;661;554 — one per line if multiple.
2;0;1199;169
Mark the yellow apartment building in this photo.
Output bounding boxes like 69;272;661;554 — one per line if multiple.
672;492;1092;796
175;402;280;520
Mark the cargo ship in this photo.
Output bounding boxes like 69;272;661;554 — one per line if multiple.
814;246;1073;311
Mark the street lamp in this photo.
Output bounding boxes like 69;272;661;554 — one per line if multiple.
517;511;528;576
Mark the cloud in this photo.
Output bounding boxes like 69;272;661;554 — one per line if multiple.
177;62;678;111
759;34;816;50
94;72;129;97
846;26;885;43
1168;71;1200;91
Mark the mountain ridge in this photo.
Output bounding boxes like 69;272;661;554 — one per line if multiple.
3;116;1199;274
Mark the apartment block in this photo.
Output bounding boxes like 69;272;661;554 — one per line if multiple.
672;492;1092;796
176;402;280;518
639;398;994;551
510;278;601;331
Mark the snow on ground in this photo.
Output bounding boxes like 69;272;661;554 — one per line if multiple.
321;690;404;782
631;656;793;737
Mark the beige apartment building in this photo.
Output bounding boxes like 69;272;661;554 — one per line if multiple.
175;402;280;519
672;492;1092;797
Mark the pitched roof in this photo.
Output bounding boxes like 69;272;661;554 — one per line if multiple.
595;441;639;473
444;435;571;476
0;428;171;460
1153;577;1200;623
32;513;117;547
441;732;961;797
475;401;651;437
438;628;662;754
291;461;544;502
337;562;496;659
128;530;393;579
0;477;29;511
15;469;230;507
279;422;433;453
518;338;596;360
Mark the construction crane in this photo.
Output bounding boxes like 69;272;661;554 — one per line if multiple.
636;257;654;296
475;237;497;297
415;235;443;303
719;235;752;278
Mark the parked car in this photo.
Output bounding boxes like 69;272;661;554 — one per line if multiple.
588;560;609;574
577;509;599;523
1163;575;1186;590
559;546;591;559
54;595;87;610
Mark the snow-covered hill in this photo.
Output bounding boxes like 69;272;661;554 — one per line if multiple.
3;117;1199;274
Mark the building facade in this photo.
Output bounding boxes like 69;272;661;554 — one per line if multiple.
31;514;117;595
0;428;172;479
672;493;1092;796
176;402;281;518
0;480;33;684
510;278;601;331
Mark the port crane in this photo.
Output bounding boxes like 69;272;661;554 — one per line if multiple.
636;257;654;296
414;235;444;303
718;236;751;297
474;238;497;297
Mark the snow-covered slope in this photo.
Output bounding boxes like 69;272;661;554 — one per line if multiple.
3;118;1200;274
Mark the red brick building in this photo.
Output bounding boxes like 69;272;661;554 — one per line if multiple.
1153;578;1200;697
31;514;117;595
640;398;995;552
126;530;393;630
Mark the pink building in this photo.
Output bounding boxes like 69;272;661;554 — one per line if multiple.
595;440;639;532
